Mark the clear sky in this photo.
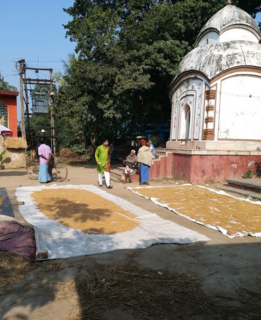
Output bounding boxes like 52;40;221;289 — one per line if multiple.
0;0;75;94
0;2;260;122
0;2;260;89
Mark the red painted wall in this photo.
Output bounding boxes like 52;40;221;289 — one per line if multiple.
166;153;174;177
131;152;261;184
131;152;175;182
173;154;192;182
191;155;261;183
0;92;18;137
173;154;261;183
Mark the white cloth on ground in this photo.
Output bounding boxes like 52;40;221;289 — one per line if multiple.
16;185;210;260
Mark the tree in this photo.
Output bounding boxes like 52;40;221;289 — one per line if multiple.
55;0;261;146
0;72;17;91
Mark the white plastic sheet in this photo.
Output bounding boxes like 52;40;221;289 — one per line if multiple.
128;185;261;238
16;185;209;260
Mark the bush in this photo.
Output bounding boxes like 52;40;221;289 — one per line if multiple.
71;144;86;155
255;162;261;178
242;170;253;179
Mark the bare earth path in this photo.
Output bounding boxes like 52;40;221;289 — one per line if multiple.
0;165;261;320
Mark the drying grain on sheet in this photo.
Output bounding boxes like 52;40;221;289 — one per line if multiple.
136;186;261;235
32;189;140;234
0;198;3;212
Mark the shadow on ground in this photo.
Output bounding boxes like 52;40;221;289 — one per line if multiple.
1;240;261;320
0;171;27;177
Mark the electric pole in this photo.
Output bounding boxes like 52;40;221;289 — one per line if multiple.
18;60;26;140
17;59;56;152
49;69;56;154
24;65;31;147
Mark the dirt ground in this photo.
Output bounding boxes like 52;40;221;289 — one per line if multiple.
1;165;261;320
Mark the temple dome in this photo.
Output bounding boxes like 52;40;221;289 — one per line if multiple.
196;5;261;46
175;40;261;80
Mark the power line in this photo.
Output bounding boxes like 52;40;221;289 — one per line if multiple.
17;59;56;153
1;74;18;78
19;60;65;63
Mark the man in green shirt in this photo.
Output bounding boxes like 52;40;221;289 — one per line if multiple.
95;139;113;189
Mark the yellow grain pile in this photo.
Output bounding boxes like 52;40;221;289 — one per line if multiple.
32;189;140;234
137;186;261;235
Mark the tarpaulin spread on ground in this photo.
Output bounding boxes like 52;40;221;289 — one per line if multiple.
0;188;14;218
128;185;261;238
16;185;209;260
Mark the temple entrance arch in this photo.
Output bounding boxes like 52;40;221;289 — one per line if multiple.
185;105;191;140
179;103;191;140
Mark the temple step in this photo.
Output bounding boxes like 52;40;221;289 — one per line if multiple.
226;178;261;194
220;185;261;201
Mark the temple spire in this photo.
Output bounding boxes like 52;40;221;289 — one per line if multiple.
226;0;232;5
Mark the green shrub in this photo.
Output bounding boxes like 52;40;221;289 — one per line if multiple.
242;170;253;179
71;144;86;155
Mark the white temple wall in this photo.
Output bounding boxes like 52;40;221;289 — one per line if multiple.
170;77;206;141
220;28;259;43
217;74;261;140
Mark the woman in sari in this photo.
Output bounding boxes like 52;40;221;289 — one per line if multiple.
137;139;155;186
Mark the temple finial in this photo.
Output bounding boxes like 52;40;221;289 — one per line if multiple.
226;0;232;5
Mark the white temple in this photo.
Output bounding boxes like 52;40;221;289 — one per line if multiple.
167;3;261;151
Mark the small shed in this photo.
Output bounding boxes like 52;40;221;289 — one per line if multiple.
0;90;19;137
0;124;13;137
0;136;27;169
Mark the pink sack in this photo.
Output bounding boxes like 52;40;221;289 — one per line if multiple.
0;221;36;262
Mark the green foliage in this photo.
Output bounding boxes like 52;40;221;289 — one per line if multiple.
242;170;254;179
0;72;17;91
151;135;161;146
71;143;86;154
54;0;261;146
0;149;6;163
26;115;51;148
255;162;261;178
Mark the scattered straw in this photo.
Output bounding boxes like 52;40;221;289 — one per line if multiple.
70;264;261;320
1;251;261;320
32;189;140;234
0;251;35;295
